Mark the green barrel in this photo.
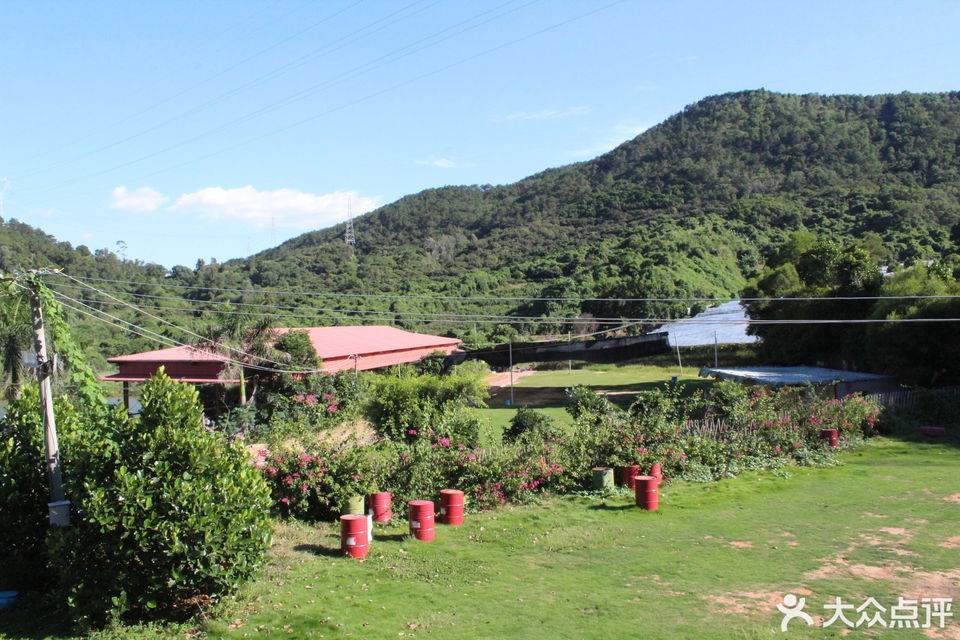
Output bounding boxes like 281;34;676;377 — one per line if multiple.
591;467;614;490
343;495;366;515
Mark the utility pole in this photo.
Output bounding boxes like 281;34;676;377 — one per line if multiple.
508;341;514;406
24;277;70;527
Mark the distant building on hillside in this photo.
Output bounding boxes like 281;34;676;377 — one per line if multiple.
101;326;462;404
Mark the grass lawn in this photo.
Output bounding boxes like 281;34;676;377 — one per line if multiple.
203;437;959;639
7;436;955;639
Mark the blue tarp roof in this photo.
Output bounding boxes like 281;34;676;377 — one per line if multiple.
651;301;758;347
698;366;893;386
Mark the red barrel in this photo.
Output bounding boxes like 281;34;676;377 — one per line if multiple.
340;514;369;558
617;465;641;490
920;426;947;437
438;489;465;525
634;475;659;511
408;500;435;542
820;428;839;448
368;492;393;523
649;462;663;485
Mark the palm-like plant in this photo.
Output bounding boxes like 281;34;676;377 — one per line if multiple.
0;285;33;402
204;311;287;405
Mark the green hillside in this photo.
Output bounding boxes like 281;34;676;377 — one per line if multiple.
3;90;960;364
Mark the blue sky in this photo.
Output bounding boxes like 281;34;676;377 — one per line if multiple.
2;1;958;268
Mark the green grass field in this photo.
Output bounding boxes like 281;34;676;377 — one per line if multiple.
474;364;709;443
205;437;960;640
7;437;956;640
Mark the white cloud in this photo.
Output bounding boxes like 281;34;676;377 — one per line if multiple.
569;120;654;158
170;186;380;230
415;156;474;169
110;186;168;212
497;106;591;122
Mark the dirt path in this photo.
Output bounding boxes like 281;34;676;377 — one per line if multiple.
486;369;535;389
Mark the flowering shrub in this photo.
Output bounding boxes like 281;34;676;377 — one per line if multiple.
259;380;882;520
261;443;372;521
249;371;361;443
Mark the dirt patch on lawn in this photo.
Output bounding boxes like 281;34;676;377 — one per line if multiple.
729;541;754;548
944;493;960;504
702;588;813;617
939;536;960;549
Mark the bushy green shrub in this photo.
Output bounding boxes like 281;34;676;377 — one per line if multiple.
0;387;62;589
565;385;615;421
503;407;557;444
365;365;488;444
46;372;274;626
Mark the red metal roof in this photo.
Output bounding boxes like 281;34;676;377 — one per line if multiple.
272;325;461;361
101;326;462;382
108;345;228;364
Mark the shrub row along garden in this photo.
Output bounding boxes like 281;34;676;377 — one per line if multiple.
259;370;882;521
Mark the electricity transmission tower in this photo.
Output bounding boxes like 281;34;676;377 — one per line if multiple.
345;199;356;246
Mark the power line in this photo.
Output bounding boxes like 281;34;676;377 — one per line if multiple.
47;282;960;326
46;281;650;321
18;0;536;194
59;0;624;189
56;273;960;304
51;291;328;375
55;275;324;373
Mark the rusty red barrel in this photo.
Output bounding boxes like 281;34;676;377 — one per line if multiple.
649;462;663;485
340;514;369;558
368;492;393;523
820;428;839;448
634;475;659;511
408;500;435;542
920;426;947;437
617;465;641;490
438;489;465;525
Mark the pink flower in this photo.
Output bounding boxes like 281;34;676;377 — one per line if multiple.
408;429;417;435
468;454;477;460
774;446;781;452
440;438;450;447
281;498;290;504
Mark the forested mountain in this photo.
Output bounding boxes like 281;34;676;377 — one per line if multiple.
3;90;960;367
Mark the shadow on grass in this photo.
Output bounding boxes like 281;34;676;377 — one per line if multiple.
373;533;408;542
293;543;343;558
587;503;635;511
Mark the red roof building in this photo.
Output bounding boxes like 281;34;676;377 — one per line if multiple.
101;325;462;384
